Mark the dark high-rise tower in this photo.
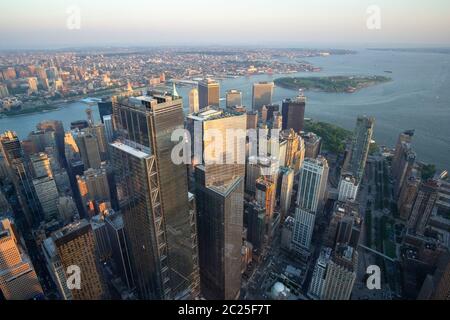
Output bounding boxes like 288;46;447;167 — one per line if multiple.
188;107;246;300
198;79;220;108
282;94;306;133
0;131;41;227
346;116;374;183
111;93;200;300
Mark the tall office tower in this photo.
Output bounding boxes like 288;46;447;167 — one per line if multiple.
91;215;112;262
398;173;421;220
322;245;358;300
393;141;416;198
392;130;415;177
245;156;278;195
33;176;59;221
198;78;220;108
75;131;102;170
26;77;39;93
292;157;329;253
0;218;43;300
252;82;274;112
272;111;281;128
261;106;268;123
326;202;362;249
0;131;41;226
37;120;65;161
103;115;114;144
347;116;374;183
279;167;295;221
244;201;266;253
105;211;134;290
27;129;57;156
88;124;109;161
64;132;80;162
246;111;258;130
407;180;439;235
97;100;113;123
30;152;53;178
282;94;306;133
338;174;359;203
57;196;78;224
194;166;244;300
188;107;246;300
42;237;72;300
281;129;304;170
255;177;276;224
226;89;242;108
0;83;9;98
301;132;322;159
187;107;247;186
53;220;106;300
188;88;200;114
77;167;111;207
111;93;199;299
308;247;332;300
296;156;329;213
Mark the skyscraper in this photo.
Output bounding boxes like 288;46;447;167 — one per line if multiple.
407;180;439;235
105;211;134;290
226;89;242;108
337;174;359;203
252;82;274;112
322;245;358;300
347;116;374;183
75;131;102;170
33;176;59;221
111;93;199;299
188;88;200;114
53;220;106;300
292;156;329;254
77;167;111;208
195;166;243;300
0;218;43;300
188;107;246;299
97;100;113;123
198;78;220;108
278;167;294;221
308;247;332;300
0;131;41;226
282;94;306;133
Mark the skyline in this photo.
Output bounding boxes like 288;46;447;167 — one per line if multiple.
1;0;450;49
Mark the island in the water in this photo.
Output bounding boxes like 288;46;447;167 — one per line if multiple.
274;75;391;93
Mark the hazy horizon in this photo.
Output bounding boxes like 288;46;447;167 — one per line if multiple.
1;0;450;50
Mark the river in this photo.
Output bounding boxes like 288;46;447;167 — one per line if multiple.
1;49;449;170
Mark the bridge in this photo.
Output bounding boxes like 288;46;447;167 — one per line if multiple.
168;79;198;86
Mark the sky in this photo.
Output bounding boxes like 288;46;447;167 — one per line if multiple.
1;0;449;49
